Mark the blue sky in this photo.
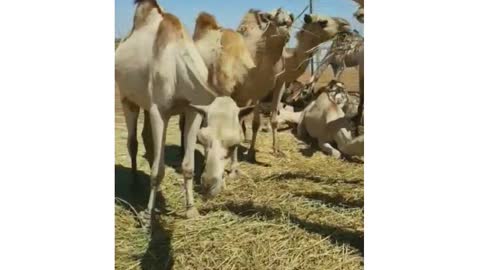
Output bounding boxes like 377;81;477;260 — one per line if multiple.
115;0;363;43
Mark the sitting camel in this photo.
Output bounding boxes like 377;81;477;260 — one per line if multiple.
115;0;252;223
257;14;351;160
277;80;364;158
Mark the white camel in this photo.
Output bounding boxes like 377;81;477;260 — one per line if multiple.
115;0;251;223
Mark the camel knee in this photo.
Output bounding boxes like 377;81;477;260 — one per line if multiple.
182;161;194;180
150;167;165;188
319;142;342;159
270;117;279;130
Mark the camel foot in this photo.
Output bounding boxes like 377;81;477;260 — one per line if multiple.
223;180;227;190
246;150;257;163
185;207;200;219
138;210;152;230
331;150;342;159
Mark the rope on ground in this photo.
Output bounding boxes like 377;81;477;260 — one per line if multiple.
115;197;144;228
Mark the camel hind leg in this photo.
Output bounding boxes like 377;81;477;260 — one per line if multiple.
246;103;261;163
179;113;186;158
121;98;140;179
270;83;287;157
142;110;154;168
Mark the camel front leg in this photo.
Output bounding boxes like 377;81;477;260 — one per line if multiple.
318;140;342;159
246;102;260;163
182;108;203;218
333;127;364;157
339;135;364;157
227;147;239;182
270;83;286;157
142;105;168;229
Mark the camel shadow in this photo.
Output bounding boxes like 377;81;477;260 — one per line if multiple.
201;201;364;255
138;220;174;270
115;165;150;211
163;145;205;185
115;165;169;214
115;166;174;269
265;172;363;185
293;191;364;208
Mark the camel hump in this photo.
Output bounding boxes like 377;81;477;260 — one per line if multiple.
155;13;184;50
196;12;220;31
194;12;221;41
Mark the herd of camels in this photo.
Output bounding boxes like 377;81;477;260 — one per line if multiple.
115;0;365;226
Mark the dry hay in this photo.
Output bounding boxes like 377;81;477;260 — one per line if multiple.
115;112;364;270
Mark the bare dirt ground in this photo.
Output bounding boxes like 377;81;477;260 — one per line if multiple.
115;67;364;270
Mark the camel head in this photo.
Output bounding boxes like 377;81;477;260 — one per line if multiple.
354;7;364;23
188;97;254;197
298;14;351;44
242;8;294;40
325;80;348;108
351;0;364;23
265;8;294;33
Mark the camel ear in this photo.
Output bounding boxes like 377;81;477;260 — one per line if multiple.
238;106;255;120
188;104;210;118
289;13;295;22
304;14;313;24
